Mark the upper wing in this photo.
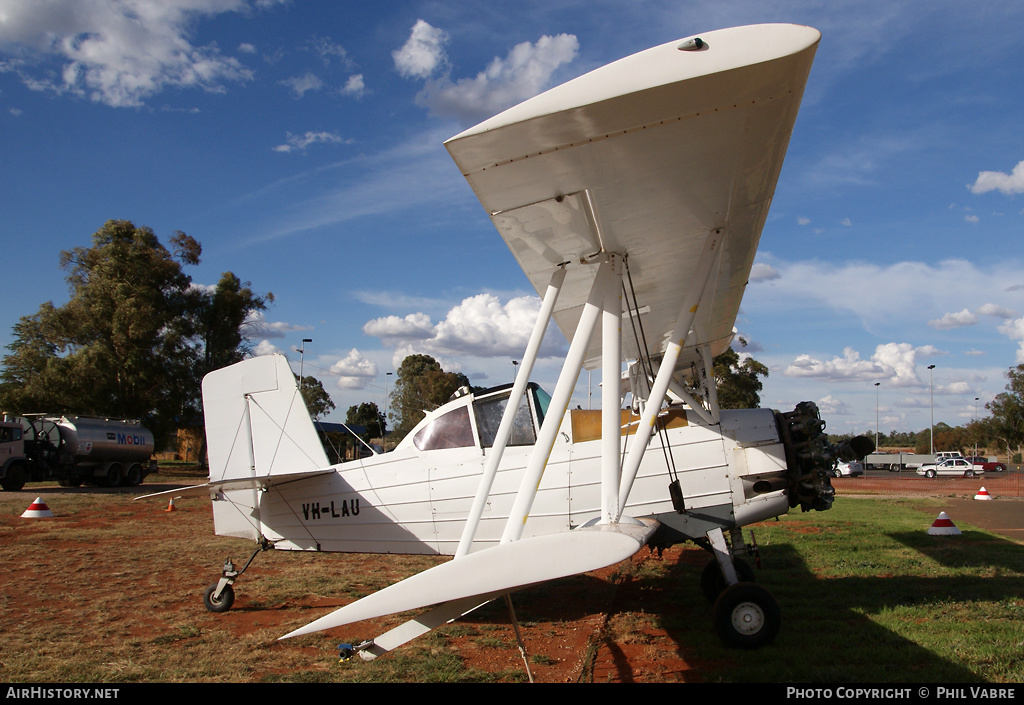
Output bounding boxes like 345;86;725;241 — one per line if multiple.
445;24;820;369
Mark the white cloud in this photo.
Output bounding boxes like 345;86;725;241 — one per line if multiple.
363;293;565;360
747;258;1024;338
330;349;378;390
784;342;933;388
998;317;1024;363
816;394;851;416
393;21;578;124
929;303;1019;330
0;0;254;107
341;73;365;97
253;339;282;356
244;311;311;340
362;312;435;341
273;131;349;153
280;72;323;98
749;262;780;282
307;36;349;68
977;303;1018;319
415;33;579;123
393;20;448;79
969;160;1024;195
431;294;548;357
929;308;977;329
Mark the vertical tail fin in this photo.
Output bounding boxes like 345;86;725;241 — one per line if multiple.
202;354;329;482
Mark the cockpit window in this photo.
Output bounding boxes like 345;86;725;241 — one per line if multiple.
412;406;475;451
474;391;537;448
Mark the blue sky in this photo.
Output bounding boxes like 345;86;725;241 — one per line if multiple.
2;0;1023;438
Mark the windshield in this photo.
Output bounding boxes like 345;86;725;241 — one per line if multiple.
532;386;551;427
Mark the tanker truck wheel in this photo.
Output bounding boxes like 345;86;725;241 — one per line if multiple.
1;463;26;492
203;584;235;613
101;463;123;488
125;464;144;487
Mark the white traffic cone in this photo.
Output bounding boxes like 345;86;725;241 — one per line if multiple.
928;511;961;536
974;487;993;500
21;497;54;518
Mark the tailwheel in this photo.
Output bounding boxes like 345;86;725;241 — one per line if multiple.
712;582;780;649
201;540;272;614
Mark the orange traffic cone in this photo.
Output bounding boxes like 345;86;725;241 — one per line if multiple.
974;487;993;500
21;497;54;518
164;497;176;512
928;511;961;536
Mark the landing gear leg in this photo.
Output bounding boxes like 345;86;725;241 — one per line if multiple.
202;538;271;613
702;527;780;648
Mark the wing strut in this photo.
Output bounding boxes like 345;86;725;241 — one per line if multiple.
501;255;618;543
456;264;567;558
601;254;624;524
616;229;724;518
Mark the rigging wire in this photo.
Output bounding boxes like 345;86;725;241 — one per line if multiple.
621;257;680;486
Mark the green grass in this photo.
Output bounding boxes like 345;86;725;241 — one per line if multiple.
654;497;1024;682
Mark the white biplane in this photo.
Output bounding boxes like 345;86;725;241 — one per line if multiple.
142;23;873;656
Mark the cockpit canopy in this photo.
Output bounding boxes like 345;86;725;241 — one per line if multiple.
404;383;551;452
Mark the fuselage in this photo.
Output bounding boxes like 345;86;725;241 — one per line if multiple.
212;383;795;555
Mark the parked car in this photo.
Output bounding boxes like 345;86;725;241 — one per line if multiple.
916;457;983;478
833;460;864;478
965;456;1006;473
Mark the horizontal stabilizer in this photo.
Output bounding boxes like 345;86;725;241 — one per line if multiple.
279;518;659;640
134;469;335;501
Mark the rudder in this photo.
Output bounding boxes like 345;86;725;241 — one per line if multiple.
202;354;329;483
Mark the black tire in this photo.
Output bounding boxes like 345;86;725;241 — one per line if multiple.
965;470;975;478
101;463;123;488
713;582;781;649
1;464;26;492
203;584;235;613
125;464;144;487
925;469;936;478
700;557;756;603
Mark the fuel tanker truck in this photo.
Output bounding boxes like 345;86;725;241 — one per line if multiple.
0;414;156;491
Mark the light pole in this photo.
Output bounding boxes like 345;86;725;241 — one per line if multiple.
928;364;936;455
299;338;312;390
512;360;518;381
974;396;980;458
384;371;392;449
874;382;880;451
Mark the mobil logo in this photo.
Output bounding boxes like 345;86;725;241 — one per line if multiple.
116;432;145;446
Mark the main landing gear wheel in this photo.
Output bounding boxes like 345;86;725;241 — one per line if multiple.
713;582;780;649
203;584;235;613
700;557;755;603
